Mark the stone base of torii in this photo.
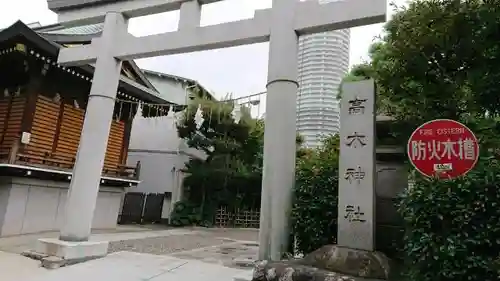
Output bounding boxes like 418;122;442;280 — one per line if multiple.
26;0;390;275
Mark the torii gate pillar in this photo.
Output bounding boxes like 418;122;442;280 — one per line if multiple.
38;0;386;263
259;0;299;260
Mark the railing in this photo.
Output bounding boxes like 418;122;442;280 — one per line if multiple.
0;139;141;180
104;162;141;179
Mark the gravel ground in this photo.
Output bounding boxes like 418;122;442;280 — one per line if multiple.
108;228;258;256
200;228;259;242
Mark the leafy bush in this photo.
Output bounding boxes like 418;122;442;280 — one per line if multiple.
398;155;500;281
495;256;500;276
291;136;340;254
169;200;202;226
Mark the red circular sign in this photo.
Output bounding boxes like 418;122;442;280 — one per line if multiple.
407;119;479;179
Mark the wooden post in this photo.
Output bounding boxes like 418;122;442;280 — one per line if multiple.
0;96;13;148
134;160;141;179
51;100;66;155
120;118;133;165
8;139;20;164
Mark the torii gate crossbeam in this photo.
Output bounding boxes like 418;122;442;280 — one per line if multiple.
57;0;385;65
46;0;386;262
50;0;225;27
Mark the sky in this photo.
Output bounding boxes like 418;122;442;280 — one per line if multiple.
0;0;407;108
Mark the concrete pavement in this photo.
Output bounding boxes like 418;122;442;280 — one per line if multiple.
0;227;200;254
23;251;251;281
0;250;49;280
0;227;258;281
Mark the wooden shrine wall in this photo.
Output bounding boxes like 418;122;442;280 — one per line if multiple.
0;96;26;157
0;98;10;157
54;102;84;165
104;119;125;171
21;94;129;173
24;95;59;162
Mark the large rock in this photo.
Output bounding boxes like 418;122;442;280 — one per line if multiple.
300;245;391;279
252;260;357;281
251;245;391;281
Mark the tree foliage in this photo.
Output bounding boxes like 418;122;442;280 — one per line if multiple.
353;0;500;138
174;97;264;225
173;95;305;226
399;154;500;281
340;1;500;280
292;135;340;254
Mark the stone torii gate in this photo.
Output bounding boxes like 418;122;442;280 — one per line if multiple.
44;0;386;261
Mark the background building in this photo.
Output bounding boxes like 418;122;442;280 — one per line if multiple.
29;20;211;223
296;0;350;148
126;70;212;221
0;21;167;236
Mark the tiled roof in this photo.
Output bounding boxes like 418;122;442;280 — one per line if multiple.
0;20;170;107
24;21;213;104
35;23;104;35
142;69;195;84
142;69;215;101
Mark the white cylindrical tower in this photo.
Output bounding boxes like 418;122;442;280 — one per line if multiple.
296;0;350;148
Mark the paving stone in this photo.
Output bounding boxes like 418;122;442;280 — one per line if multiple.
41;256;65;269
22;249;48;260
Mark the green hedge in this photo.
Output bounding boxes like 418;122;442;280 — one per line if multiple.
169;200;202;226
398;155;500;281
291;136;340;254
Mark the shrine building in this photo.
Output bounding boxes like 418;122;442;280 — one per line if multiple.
0;21;173;236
